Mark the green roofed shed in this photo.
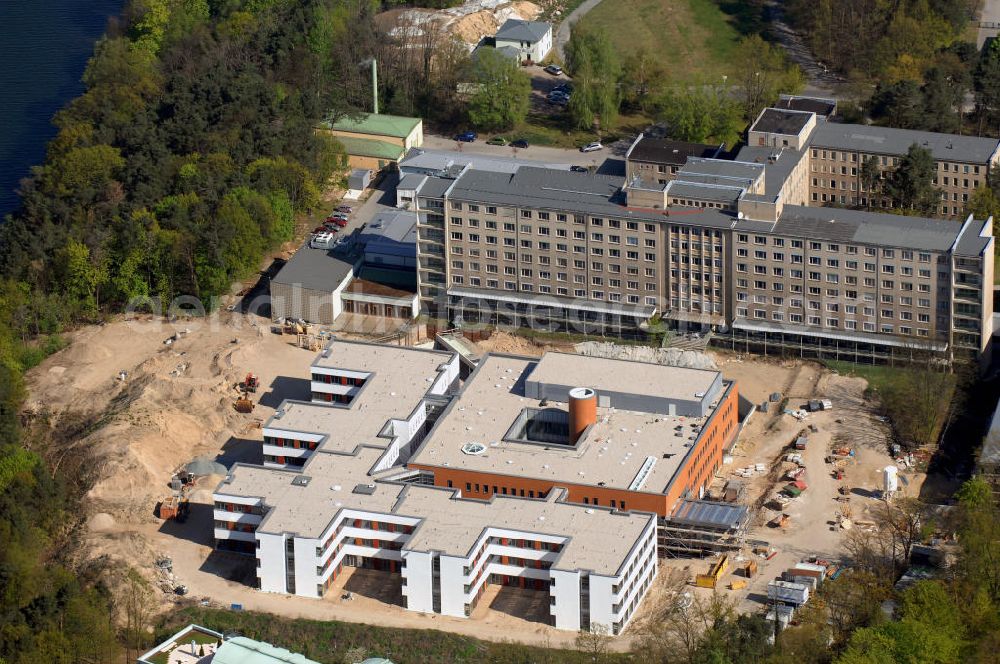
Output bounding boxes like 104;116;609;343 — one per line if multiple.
334;136;405;162
329;113;421;139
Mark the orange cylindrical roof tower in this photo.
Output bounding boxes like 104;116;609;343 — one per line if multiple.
568;387;597;443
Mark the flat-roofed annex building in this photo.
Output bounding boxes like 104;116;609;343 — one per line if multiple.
213;340;671;634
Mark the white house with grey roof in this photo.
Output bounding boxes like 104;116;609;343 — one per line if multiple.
494;19;553;63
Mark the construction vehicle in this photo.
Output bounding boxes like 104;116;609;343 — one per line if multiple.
158;493;190;521
769;513;790;529
240;373;259;393
234;396;254;413
695;555;729;589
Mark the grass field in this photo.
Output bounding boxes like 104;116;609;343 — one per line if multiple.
514;111;653;148
156;607;632;664
575;0;752;84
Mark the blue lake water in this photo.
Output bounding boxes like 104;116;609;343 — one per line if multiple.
0;0;121;217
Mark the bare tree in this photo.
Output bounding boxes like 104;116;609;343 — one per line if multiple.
116;568;155;664
635;589;735;664
575;623;612;662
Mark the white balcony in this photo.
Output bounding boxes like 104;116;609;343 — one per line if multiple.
214;528;256;542
213;509;263;525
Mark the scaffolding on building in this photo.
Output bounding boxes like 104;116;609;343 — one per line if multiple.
657;499;761;557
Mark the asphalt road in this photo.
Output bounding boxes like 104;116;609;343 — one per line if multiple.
554;0;605;60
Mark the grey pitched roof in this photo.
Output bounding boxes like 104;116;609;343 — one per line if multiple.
447;165;741;229
678;158;764;181
358;210;418;244
768;205;964;251
954;218;993;257
735;146;808;199
272;243;357;291
415;176;453;199
664;180;743;204
399;148;573;176
809;122;1000;163
627;135;723;165
397;173;427;190
751;108;813;135
495;19;551;44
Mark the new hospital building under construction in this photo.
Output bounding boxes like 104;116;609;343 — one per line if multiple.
212;340;745;633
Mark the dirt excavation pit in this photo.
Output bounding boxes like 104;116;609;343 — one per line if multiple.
25;314;321;580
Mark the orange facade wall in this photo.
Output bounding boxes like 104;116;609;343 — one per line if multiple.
410;382;740;518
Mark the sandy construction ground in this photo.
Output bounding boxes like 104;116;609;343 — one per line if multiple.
28;317;918;648
658;350;922;613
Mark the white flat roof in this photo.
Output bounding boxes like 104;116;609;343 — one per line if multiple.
264;341;455;453
527;351;720;400
409;354;730;493
214;341;658;574
217;447;406;537
400;488;653;575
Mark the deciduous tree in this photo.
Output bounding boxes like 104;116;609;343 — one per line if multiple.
467;48;530;131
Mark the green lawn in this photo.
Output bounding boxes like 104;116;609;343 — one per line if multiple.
513;111;651;148
576;0;747;84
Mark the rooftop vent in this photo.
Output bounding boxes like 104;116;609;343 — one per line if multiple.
292;475;311;487
462;442;486;455
352;483;376;495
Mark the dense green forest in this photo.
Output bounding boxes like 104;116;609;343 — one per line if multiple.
785;0;1000;134
0;0;383;661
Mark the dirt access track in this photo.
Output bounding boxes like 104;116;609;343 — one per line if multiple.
27;316;920;650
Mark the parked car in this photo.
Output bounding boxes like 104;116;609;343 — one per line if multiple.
326;218;348;228
570;165;589;173
580;141;603;153
486;136;508;146
511;139;529;149
553;83;573;94
335;205;352;213
326;214;347;223
454;131;477;142
544;64;563;75
312;226;327;234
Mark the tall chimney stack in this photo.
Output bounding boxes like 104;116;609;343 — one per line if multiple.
568;387;597;442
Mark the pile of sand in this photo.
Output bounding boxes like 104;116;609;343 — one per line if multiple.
451;10;501;43
379;0;543;46
88;512;116;533
575;341;718;371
